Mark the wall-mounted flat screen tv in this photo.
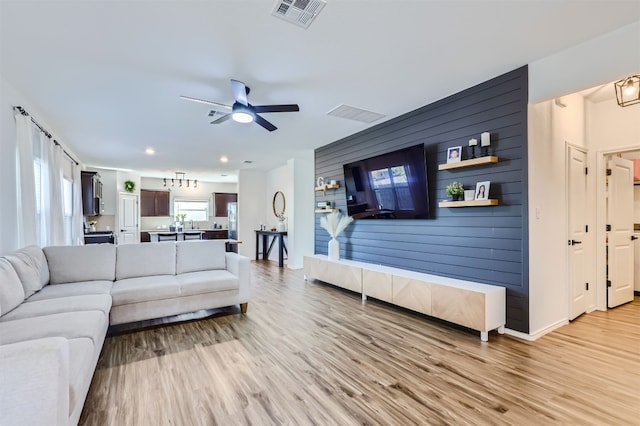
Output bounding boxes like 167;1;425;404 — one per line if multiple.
343;144;430;219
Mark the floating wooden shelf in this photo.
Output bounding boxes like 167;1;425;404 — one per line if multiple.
315;183;340;191
438;199;499;208
315;208;340;213
438;156;499;171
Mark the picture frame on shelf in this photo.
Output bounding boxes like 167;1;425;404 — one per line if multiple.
475;181;490;200
447;146;462;163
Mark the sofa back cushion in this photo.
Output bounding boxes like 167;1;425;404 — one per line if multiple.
176;240;226;274
116;242;176;280
5;245;50;298
44;244;116;284
0;258;25;316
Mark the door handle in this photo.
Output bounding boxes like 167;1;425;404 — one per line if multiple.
632;235;639;241
568;239;582;246
121;229;126;232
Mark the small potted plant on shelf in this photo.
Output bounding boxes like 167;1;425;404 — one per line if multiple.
445;181;464;201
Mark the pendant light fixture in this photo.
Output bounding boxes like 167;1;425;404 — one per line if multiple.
614;75;640;107
163;172;197;188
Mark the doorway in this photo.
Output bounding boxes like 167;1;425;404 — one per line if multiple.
118;192;138;244
594;149;640;312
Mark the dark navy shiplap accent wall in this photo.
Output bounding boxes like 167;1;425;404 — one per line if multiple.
314;66;529;333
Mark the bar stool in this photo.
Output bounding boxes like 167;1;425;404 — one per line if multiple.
183;232;202;240
157;232;178;241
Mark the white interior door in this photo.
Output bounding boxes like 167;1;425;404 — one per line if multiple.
118;193;138;244
568;146;588;320
607;156;635;308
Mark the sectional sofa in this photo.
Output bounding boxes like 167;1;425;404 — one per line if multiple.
0;240;250;426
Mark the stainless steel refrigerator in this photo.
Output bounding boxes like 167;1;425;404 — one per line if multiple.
227;202;238;252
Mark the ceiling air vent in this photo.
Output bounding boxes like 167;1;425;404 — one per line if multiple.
271;0;326;29
327;104;386;124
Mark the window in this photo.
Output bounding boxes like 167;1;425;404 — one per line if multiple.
63;178;73;245
369;165;414;210
174;199;209;222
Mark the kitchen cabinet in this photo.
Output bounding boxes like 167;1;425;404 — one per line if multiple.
141;190;170;217
213;192;237;217
81;171;102;216
202;230;228;240
140;231;151;243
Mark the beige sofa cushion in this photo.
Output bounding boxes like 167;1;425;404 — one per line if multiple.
67;337;94;417
27;280;113;302
0;311;107;346
4;245;50;298
1;294;112;322
176;270;239;297
44;244;116;284
111;275;180;305
116;242;176;280
0;258;25;317
176;240;226;274
0;337;70;426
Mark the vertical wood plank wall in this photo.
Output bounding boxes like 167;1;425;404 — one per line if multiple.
314;66;529;333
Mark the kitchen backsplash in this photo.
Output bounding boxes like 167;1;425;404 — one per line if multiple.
140;216;229;231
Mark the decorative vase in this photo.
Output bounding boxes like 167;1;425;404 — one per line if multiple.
90;224;96;232
276;219;286;232
451;194;461;201
328;237;340;261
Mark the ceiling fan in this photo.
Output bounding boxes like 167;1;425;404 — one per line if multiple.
180;79;300;132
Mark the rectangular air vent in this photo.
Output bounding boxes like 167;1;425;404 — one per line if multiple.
327;104;386;123
271;0;326;29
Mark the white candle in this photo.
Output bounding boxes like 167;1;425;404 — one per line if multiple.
481;132;491;147
469;138;478;146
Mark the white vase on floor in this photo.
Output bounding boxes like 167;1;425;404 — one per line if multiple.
328;237;340;261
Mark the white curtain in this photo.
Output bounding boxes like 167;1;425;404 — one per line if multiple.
38;133;66;246
71;162;85;245
14;113;37;247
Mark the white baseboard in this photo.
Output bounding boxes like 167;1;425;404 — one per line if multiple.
505;319;568;341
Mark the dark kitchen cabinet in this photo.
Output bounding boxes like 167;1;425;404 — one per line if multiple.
81;171;102;216
213;192;237;217
202;230;228;240
140;231;151;243
141;190;170;217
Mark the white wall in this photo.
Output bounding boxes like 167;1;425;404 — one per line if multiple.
238;169;267;258
528;93;595;336
288;156;315;269
529;21;640;103
262;156;315;269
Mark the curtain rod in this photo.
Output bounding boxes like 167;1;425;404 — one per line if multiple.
13;105;79;165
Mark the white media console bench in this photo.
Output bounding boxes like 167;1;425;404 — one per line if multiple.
303;255;506;342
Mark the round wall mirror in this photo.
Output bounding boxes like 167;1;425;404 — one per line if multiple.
273;191;286;218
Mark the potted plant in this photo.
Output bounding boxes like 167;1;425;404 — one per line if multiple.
446;181;464;201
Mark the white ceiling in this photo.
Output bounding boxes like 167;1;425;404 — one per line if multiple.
1;1;639;182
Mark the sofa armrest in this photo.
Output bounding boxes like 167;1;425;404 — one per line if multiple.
225;252;251;302
0;337;70;426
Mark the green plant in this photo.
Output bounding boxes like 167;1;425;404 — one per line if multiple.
124;180;135;193
445;181;464;196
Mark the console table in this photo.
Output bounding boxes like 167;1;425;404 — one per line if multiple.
255;230;288;267
303;255;505;341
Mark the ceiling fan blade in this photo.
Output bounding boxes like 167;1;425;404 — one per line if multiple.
210;114;231;125
230;79;249;106
180;96;232;111
254;114;277;132
253;104;300;113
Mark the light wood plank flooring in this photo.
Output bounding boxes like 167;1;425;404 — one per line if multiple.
80;261;640;425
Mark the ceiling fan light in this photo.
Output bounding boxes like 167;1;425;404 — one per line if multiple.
232;111;254;123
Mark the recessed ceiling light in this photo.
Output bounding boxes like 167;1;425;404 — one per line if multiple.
220;156;229;163
145;148;155;155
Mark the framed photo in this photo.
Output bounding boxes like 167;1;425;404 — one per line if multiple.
447;146;462;163
475;181;490;200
